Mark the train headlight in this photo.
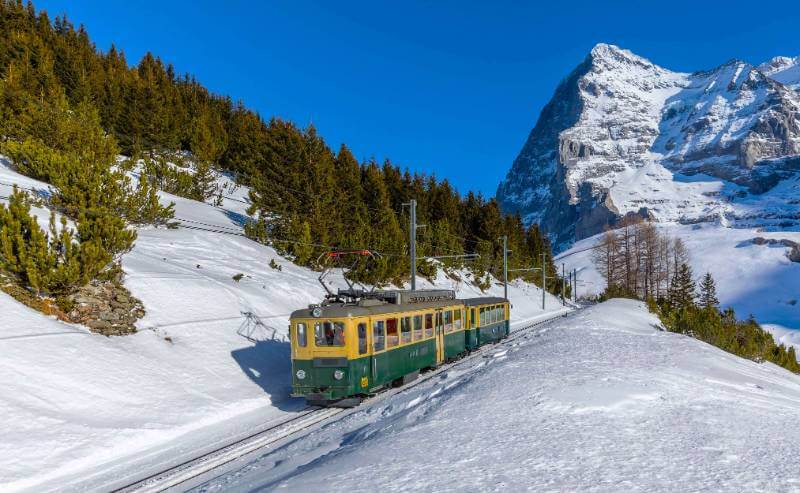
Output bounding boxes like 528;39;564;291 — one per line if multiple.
296;370;306;380
333;370;344;380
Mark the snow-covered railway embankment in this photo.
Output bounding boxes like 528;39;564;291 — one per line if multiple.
113;307;576;493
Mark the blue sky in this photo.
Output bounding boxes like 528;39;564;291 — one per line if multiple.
35;0;800;197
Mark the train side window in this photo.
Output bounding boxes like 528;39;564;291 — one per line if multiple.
296;322;307;347
494;306;500;323
413;315;423;341
358;323;367;355
471;308;476;328
401;316;412;344
373;320;385;352
424;313;434;338
454;309;462;330
386;318;399;348
314;321;345;347
490;306;496;324
443;310;453;333
479;307;485;326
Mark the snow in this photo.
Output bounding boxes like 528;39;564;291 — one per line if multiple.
759;55;800;89
0;159;566;492
195;299;800;492
561;49;800;229
558;222;800;334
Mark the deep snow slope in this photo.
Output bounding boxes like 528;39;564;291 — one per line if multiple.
558;223;800;335
0;159;566;493
196;299;800;492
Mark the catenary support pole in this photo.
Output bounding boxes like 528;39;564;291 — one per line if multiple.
573;268;577;302
502;235;508;300
409;199;417;290
541;252;546;310
561;263;566;305
570;270;574;302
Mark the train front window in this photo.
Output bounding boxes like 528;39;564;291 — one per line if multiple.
424;313;434;338
373;320;385;352
454;309;462;330
444;311;453;333
314;321;345;347
296;322;307;347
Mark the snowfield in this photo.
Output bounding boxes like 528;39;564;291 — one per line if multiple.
196;299;800;493
558;222;800;342
0;159;565;492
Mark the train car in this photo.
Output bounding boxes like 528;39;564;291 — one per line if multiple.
289;289;508;406
464;297;510;350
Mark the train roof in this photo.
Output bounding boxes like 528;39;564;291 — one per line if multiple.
462;296;508;307
291;298;463;319
290;295;508;319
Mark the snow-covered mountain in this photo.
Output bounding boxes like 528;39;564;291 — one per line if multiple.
759;55;800;90
497;43;800;248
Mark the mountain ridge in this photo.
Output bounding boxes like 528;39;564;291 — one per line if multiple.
498;43;800;249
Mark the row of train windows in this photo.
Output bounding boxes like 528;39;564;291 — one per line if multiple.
294;309;464;351
478;305;506;326
372;310;463;352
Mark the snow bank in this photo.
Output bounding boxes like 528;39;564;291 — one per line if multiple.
202;299;800;492
558;222;800;335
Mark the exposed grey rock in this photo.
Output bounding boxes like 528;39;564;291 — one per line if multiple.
750;237;800;262
498;43;800;250
66;282;143;335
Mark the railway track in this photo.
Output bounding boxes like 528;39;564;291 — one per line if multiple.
113;307;576;493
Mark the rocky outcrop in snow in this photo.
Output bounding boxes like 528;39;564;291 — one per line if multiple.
498;44;800;249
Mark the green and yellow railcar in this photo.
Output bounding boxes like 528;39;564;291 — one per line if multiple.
290;289;508;406
464;297;510;350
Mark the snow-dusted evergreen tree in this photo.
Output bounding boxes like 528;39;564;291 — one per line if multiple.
668;263;696;310
698;272;719;310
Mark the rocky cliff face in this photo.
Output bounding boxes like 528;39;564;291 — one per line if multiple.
497;44;800;249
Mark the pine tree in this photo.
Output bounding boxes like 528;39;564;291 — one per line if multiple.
288;218;314;265
698;271;719;310
190;160;218;202
668;263;696;310
0;187;81;295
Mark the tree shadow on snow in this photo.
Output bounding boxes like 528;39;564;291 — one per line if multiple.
231;339;305;412
222;209;250;228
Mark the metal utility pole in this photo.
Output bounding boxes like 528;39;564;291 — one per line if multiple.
540;253;546;310
561;263;566;306
569;270;574;302
502;235;508;300
573;268;577;302
405;199;417;291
